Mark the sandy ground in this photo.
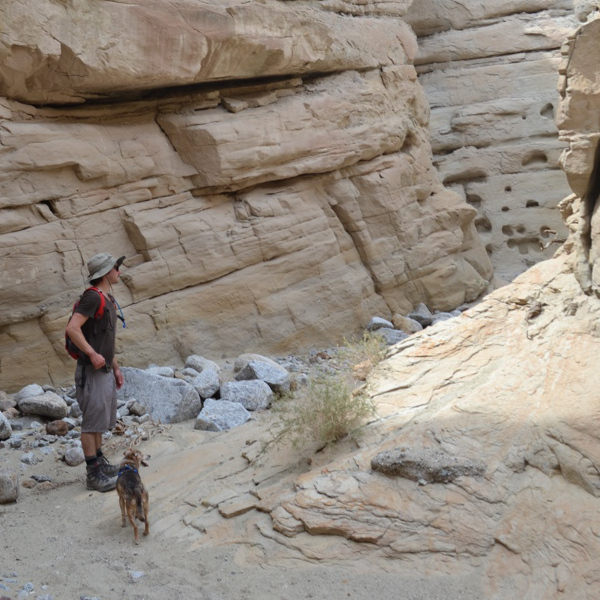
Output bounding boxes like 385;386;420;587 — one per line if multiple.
1;409;484;600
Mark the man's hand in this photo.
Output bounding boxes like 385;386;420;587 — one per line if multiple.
114;366;124;390
90;351;106;370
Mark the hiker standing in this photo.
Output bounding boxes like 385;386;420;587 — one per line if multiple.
65;252;126;492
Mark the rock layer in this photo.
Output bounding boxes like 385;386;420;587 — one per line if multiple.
0;0;492;391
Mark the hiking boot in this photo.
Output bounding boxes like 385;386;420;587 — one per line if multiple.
97;454;120;477
86;462;117;492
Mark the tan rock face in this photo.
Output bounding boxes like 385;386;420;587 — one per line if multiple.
252;256;600;598
0;0;492;391
404;0;580;282
556;16;600;295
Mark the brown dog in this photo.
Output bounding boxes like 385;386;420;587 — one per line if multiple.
116;448;149;544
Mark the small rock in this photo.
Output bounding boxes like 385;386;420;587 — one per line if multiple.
0;392;16;411
3;407;19;420
46;420;69;436
0;467;19;503
375;328;409;346
127;401;147;417
70;402;82;419
392;314;423;334
431;311;457;325
0;412;12;441
64;446;85;466
407;303;433;327
20;452;39;465
185;355;221;373
366;316;394;331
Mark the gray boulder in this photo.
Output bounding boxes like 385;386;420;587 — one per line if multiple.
220;380;273;411
18;391;68;419
233;353;281;374
13;383;44;403
235;360;290;394
392;314;423;334
194;399;251;432
0;412;11;441
366;316;394;331
190;368;220;400
431;312;457;326
0;467;19;504
118;367;202;424
407;303;433;327
145;365;175;378
185;355;221;373
371;447;486;484
376;328;409;346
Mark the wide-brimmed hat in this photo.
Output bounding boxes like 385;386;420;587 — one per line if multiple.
86;252;125;284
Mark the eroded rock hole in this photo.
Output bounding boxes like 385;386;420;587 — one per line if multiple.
502;225;513;235
466;193;482;208
522;151;548;167
526;200;539;208
502;206;510;212
507;237;542;255
40;200;58;217
475;216;492;233
540;103;554;119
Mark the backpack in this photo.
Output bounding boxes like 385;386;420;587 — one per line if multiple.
65;287;106;360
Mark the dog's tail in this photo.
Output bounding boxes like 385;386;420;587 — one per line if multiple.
135;496;145;522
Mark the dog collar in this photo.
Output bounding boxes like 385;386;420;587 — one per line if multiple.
117;464;138;477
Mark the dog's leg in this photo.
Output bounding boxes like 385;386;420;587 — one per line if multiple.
142;490;149;537
127;503;139;544
119;495;127;528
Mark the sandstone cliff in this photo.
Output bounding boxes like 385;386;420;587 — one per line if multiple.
0;0;492;391
404;0;596;281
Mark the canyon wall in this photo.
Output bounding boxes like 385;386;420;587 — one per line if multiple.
0;0;493;391
404;0;596;281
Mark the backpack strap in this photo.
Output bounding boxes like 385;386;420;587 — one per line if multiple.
86;287;106;320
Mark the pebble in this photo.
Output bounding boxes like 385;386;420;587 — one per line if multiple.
20;452;38;465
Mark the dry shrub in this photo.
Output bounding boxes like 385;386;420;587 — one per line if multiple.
268;375;376;450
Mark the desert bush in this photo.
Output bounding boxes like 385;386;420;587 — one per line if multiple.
339;332;387;381
267;374;376;450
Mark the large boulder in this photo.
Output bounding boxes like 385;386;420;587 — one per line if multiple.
194;399;251;432
118;367;202;424
17;391;68;420
220;380;273;411
235;361;291;394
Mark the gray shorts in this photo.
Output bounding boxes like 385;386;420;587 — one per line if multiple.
75;363;117;433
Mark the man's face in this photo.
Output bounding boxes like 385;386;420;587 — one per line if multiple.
107;264;121;285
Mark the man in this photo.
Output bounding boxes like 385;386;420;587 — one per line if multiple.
66;252;126;492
